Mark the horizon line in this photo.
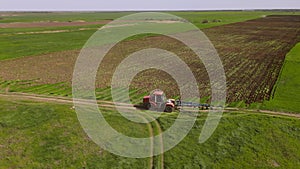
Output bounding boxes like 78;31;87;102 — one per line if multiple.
0;8;300;12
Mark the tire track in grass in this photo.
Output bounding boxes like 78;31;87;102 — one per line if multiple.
136;113;154;169
142;112;164;169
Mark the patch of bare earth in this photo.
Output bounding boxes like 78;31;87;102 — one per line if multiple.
269;159;280;167
0;15;300;103
0;50;79;85
8;28;97;35
0;13;19;17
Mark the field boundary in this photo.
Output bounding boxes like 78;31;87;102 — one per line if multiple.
1;92;300;120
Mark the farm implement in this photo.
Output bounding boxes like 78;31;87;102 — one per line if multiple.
140;89;210;113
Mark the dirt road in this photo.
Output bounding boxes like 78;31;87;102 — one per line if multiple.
0;92;299;119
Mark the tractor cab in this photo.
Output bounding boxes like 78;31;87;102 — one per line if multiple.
143;89;175;112
150;90;165;103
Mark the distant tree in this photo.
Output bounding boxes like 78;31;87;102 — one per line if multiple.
212;19;222;23
202;19;209;24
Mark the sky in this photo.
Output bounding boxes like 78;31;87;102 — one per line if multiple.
0;0;299;11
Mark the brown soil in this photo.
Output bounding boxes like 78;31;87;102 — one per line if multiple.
0;15;300;104
0;50;79;85
204;15;300;103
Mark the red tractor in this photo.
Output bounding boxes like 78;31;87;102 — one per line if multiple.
142;90;175;113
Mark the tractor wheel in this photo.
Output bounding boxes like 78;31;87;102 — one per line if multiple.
165;106;173;113
146;103;151;110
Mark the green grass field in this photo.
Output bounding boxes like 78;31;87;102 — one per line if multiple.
0;12;134;23
170;11;297;29
0;26;98;60
0;99;300;168
0;80;149;104
0;99;150;168
1;11;299;60
258;43;300;113
1;11;298;25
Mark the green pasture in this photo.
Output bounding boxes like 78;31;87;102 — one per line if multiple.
0;99;300;168
1;11;299;25
0;12;133;23
1;11;299;60
0;27;98;60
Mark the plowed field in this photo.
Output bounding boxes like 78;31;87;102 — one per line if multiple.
0;15;299;104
